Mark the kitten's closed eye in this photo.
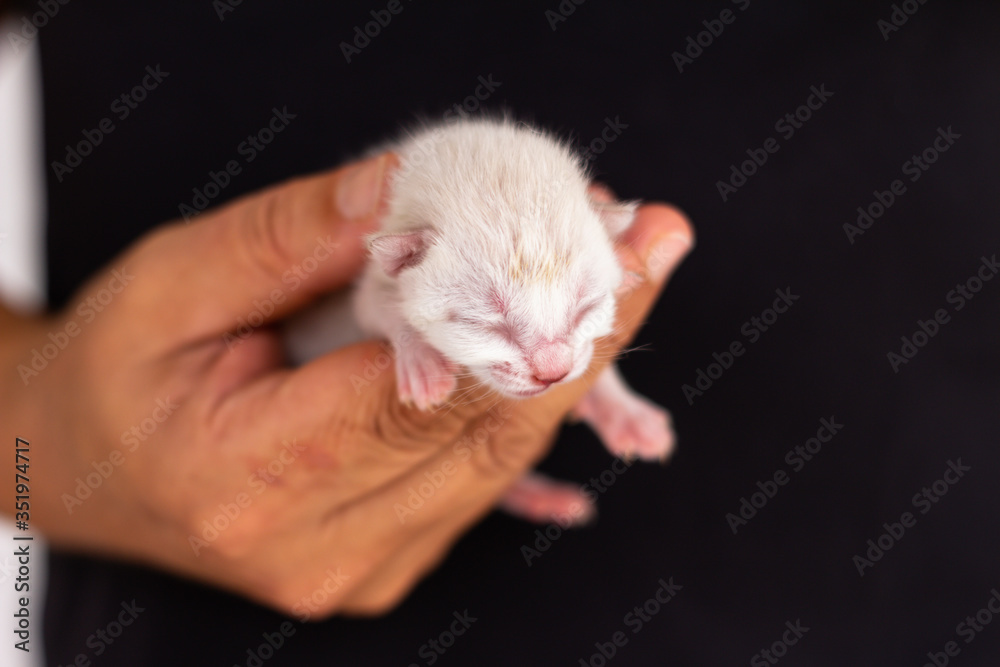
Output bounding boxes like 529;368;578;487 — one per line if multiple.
487;320;519;345
447;308;521;344
571;300;601;329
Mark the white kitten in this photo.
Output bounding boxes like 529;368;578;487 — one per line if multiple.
286;117;673;523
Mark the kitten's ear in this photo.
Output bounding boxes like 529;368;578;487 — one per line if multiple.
591;199;639;239
368;229;433;276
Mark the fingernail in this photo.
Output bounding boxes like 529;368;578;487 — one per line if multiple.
336;154;387;221
646;232;693;284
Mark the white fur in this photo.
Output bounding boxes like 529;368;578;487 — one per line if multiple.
362;118;628;396
288;118;631;395
284;118;673;489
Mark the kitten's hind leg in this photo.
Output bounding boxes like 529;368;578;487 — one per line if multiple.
497;471;596;527
499;365;673;525
572;364;675;462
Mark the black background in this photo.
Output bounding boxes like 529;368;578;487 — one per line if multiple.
35;1;1000;665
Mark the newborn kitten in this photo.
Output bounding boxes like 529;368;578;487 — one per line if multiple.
286;117;673;523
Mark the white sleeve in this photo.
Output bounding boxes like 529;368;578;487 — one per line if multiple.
0;18;48;667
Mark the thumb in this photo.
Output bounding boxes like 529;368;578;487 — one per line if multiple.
121;154;396;349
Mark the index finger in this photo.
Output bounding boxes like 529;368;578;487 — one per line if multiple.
116;155;396;349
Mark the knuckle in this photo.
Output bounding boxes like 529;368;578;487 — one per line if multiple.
185;503;268;561
342;545;454;617
372;397;466;455
467;415;549;479
270;583;342;621
270;560;368;620
340;584;411;617
263;583;311;618
236;190;297;283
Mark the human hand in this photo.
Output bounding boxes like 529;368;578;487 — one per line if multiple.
2;154;693;617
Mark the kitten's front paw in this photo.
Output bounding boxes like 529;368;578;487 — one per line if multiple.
395;338;456;410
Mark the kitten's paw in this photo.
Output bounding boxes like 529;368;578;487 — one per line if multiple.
395;340;456;410
498;471;596;526
575;387;675;463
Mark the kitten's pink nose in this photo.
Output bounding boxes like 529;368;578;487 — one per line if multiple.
529;341;572;385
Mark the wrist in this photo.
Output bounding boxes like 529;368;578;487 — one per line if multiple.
0;310;76;533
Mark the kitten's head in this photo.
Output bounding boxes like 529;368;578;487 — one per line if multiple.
369;196;635;398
